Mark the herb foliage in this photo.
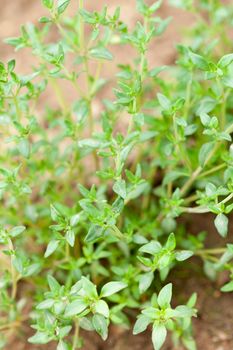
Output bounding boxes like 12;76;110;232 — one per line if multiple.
0;0;233;349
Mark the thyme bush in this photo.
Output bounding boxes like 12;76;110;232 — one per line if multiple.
0;0;233;349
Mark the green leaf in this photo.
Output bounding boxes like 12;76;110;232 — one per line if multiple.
175;250;193;261
7;59;15;72
157;283;172;308
214;213;228;237
44;240;60;257
92;314;108;340
157;93;171;110
189;52;209;70
113;179;127;199
9;225;26;237
221;280;233;292
218;53;233;68
126;182;149;201
57;0;70;14
165;233;176;250
81;277;98;298
65;229;75;247
12;255;23;274
163;171;188;186
133;315;151;335
36;299;55;310
18;139;30;158
139;271;154;294
89;46;113;61
197;98;217;116
79;317;95;331
39;16;52;23
28;332;53;344
139;241;162;255
94;300;109;318
70;213;80;227
100;281;127;297
85;225;104;243
50;204;63;221
47;275;60;292
173;305;195;318
198;142;214;168
152;324;167;350
57;340;69;350
78;138;100;149
42;0;53;9
64;298;88;317
149;66;167;77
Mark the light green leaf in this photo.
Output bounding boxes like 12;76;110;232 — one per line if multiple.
221;280;233;292
165;233;176;250
42;0;53;9
139;241;162;255
70;213;80;227
64;298;88;317
133;315;151;335
173;305;195;318
28;332;53;344
89;46;113;61
189;52;209;70
47;275;60;292
44;240;60;258
57;340;69;350
113;179;127;199
65;229;75;247
9;225;26;237
36;299;55;310
85;224;104;243
92;314;108;340
81;276;98;298
157;283;172;308
94;300;109;318
198;142;214;168
100;281;127;297
57;0;70;14
175;250;193;261
214;213;228;237
139;271;154;294
18;139;30;158
218;53;233;68
152;324;167;350
157;93;171;110
79;317;95;331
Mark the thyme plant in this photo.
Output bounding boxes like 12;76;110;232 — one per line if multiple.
0;0;233;349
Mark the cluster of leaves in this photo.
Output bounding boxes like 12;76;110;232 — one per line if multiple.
0;0;233;349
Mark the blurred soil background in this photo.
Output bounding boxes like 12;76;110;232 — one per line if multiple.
0;0;233;349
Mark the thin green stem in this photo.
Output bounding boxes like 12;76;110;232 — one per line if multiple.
111;225;125;239
78;0;84;50
181;206;209;214
180;116;233;197
184;71;193;119
172;113;192;170
180;166;202;196
8;239;17;299
65;242;70;260
221;192;233;204
72;319;80;350
49;77;68;113
196;248;226;255
198;163;226;178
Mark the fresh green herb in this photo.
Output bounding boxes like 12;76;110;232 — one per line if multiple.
1;0;233;349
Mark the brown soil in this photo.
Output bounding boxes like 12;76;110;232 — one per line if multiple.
1;1;233;349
